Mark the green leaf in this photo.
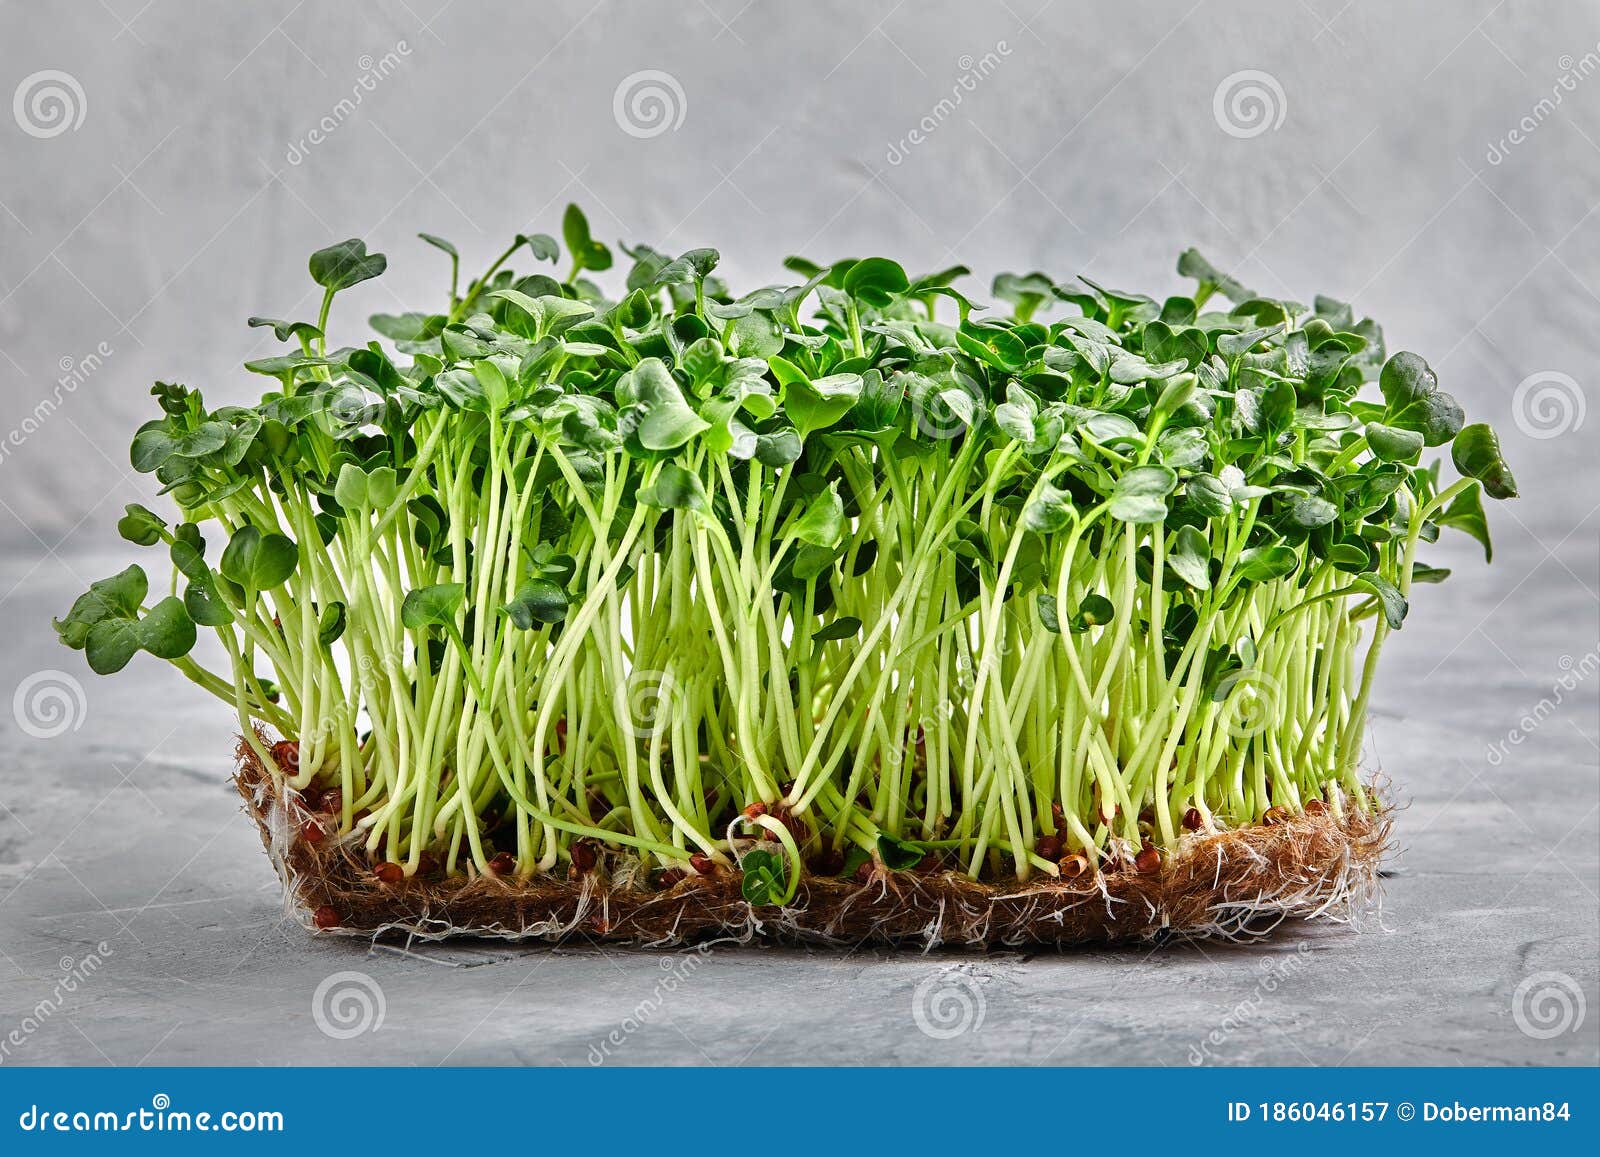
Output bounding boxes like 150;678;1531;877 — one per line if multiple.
562;204;612;274
248;316;323;344
794;484;845;549
138;596;197;659
1167;525;1211;588
1036;593;1062;633
1069;593;1116;632
117;504;165;547
1184;473;1233;518
1436;482;1494;562
309;238;387;291
219;526;298;590
638;463;708;512
1451;423;1518;500
1367;423;1424;463
843;258;910;307
1379;352;1463;446
418;232;458;259
728;311;783;358
1110;465;1178;523
501;579;569;629
1237;544;1298;582
86;618;141;675
754;427;802;466
876;834;925;871
785;372;863;438
740;847;787;906
1282;493;1338;530
317;601;348;646
812;615;862;643
1353;571;1408;630
622;358;710;450
1022;483;1075;535
1176;248;1256;303
401;583;466;630
184;575;232;627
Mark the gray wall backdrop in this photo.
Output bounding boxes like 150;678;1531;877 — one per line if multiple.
1;1;1596;555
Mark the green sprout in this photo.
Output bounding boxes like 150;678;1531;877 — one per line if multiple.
55;210;1516;890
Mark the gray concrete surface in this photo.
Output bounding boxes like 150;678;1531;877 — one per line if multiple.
1;1;1598;1066
1;529;1594;1066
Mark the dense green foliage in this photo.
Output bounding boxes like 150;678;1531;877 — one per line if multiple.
57;208;1515;887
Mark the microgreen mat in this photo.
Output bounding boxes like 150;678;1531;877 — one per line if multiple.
57;207;1516;893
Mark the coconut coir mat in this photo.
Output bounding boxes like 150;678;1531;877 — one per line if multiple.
235;738;1390;949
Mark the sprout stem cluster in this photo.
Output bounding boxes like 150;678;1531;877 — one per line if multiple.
57;210;1516;891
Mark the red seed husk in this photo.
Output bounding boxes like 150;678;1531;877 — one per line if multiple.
1135;844;1162;875
1264;806;1290;826
1183;807;1203;831
1058;853;1091;879
373;861;405;884
1037;835;1063;862
270;739;300;775
312;905;340;929
488;852;515;876
689;853;715;875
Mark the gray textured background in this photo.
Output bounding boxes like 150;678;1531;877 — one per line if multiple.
0;1;1596;1066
